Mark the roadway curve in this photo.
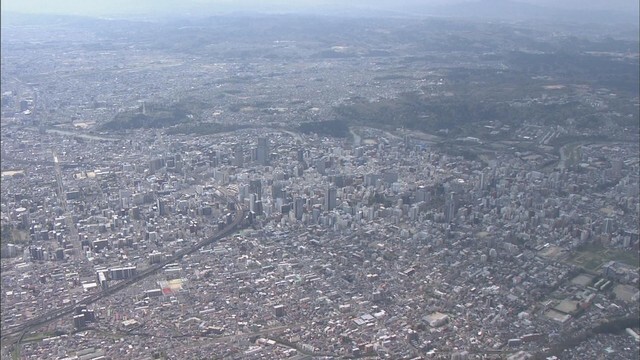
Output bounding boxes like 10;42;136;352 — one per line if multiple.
1;198;246;346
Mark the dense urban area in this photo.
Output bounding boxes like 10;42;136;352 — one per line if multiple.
1;5;639;360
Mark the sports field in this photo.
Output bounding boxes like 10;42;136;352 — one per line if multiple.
567;243;639;271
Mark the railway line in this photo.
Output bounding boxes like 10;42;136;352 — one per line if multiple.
1;196;246;347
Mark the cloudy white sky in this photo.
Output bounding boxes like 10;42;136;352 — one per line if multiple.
0;0;637;17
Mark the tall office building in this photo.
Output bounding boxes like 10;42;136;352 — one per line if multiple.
445;192;456;223
325;187;337;212
274;304;285;317
272;183;285;200
250;193;258;213
156;199;166;216
257;137;269;166
233;145;244;167
149;158;166;173
479;172;486;192
603;218;614;234
316;158;326;175
249;179;262;199
209;155;218;168
294;197;305;220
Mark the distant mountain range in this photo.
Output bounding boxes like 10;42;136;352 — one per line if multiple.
417;0;639;24
1;0;638;26
313;0;638;25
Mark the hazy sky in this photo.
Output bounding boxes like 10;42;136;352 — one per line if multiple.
1;0;637;17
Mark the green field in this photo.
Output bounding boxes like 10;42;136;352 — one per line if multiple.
568;243;640;271
562;144;581;169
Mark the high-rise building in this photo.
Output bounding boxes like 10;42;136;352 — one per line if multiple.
312;207;321;223
249;193;263;216
157;199;166;216
109;266;137;281
445;192;456;223
233;145;244;167
249;179;262;199
73;314;86;330
149;158;165;173
209;155;219;168
249;193;257;213
294;197;305;220
254;200;263;216
316;158;326;175
325;187;337;211
603;218;614;234
272;183;285;200
20;99;29;112
257;137;269;165
29;246;45;261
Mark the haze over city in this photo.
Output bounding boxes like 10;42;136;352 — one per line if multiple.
1;0;638;359
1;0;638;20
